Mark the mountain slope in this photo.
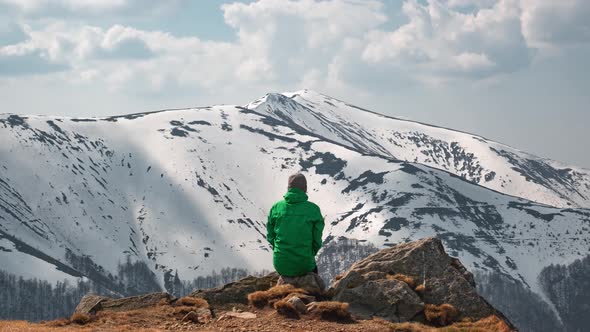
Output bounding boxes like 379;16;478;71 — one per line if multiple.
248;90;590;209
0;92;589;330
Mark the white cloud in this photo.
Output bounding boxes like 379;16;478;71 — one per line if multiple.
0;0;588;93
362;0;530;81
221;0;387;83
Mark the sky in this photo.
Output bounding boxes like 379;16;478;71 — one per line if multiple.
0;0;588;168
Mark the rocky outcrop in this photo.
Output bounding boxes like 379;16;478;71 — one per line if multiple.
71;238;515;330
74;292;175;315
189;272;279;306
329;237;513;327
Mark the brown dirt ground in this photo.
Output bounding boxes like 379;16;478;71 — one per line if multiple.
0;303;513;332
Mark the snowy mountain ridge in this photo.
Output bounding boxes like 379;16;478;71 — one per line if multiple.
249;90;590;209
0;90;589;330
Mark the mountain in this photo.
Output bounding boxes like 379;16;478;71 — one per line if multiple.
1;90;589;331
248;90;590;209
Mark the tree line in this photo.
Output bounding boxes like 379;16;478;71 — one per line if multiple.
0;259;268;321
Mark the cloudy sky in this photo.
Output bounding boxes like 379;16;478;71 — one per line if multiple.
1;0;588;168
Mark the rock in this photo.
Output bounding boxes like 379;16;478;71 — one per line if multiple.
73;294;109;315
329;237;513;326
101;292;175;312
190;273;279;306
219;311;257;320
181;311;199;323
288;293;316;304
333;278;423;321
287;296;307;314
75;292;175;314
73;292;176;316
277;272;325;295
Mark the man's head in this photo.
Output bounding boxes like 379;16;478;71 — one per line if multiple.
288;173;307;193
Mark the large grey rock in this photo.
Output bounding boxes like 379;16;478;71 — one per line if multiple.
332;277;423;322
276;272;325;295
100;292;175;312
329;237;513;326
190;272;279;306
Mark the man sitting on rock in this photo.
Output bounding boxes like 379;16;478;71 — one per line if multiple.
267;173;325;293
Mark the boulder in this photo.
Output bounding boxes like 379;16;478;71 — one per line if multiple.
74;292;175;315
190;272;279;306
101;292;175;312
73;294;110;315
332;277;423;322
276;272;325;295
329;237;513;326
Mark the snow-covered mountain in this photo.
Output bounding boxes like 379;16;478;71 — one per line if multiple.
248;90;590;209
1;90;589;330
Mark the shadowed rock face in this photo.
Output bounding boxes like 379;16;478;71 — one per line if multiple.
277;272;325;295
332;274;424;322
329;238;513;327
73;294;110;315
189;273;279;306
74;292;175;315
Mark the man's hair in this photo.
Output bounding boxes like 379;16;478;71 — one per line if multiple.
288;173;307;192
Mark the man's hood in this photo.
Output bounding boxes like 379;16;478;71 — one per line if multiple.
284;187;308;204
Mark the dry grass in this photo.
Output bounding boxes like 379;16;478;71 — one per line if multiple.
274;299;300;319
387;274;416;288
445;315;513;332
424;304;459;326
335;274;344;281
415;284;426;294
174;296;209;308
44;318;71;327
70;313;93;325
172;305;197;317
308;301;353;323
248;284;308;308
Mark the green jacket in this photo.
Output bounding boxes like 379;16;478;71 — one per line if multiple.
267;188;324;277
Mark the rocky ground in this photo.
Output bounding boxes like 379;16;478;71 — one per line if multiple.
0;306;513;332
